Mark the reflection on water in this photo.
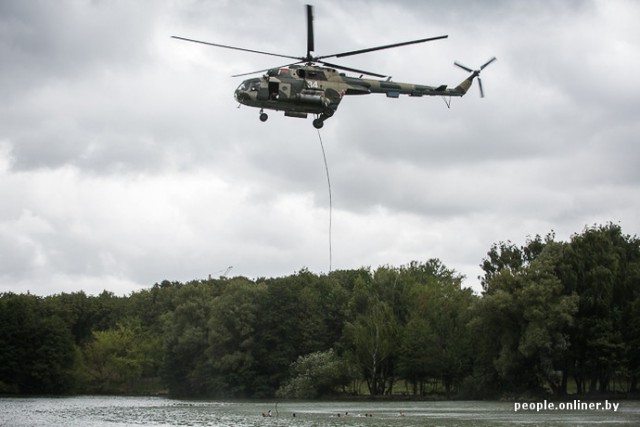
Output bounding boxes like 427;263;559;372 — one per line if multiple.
1;396;638;427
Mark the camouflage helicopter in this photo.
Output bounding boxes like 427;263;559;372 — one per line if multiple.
173;5;495;129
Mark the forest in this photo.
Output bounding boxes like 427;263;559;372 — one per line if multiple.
1;223;639;399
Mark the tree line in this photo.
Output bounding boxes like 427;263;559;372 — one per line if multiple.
1;223;639;399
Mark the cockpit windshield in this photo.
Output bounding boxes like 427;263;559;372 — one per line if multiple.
236;79;261;92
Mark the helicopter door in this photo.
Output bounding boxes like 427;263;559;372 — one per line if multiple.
279;83;290;99
256;86;269;101
268;82;280;100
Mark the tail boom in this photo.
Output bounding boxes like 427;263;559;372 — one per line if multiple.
345;76;473;98
344;56;495;99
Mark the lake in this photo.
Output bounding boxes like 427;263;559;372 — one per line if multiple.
1;396;638;426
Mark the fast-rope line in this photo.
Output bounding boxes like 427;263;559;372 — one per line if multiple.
316;129;332;272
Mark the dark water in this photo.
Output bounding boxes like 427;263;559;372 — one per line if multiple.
1;396;638;426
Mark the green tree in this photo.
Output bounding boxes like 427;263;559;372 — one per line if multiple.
206;278;265;397
345;300;398;395
396;315;437;395
82;318;161;393
480;234;554;293
626;295;640;392
45;291;97;345
0;293;78;394
474;242;578;396
560;223;640;394
297;275;349;355
162;283;217;397
397;270;474;398
480;241;524;292
276;349;349;398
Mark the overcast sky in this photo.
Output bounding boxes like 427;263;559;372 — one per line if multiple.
1;0;639;296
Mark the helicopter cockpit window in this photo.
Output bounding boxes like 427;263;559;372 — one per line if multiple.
238;81;261;92
305;70;326;81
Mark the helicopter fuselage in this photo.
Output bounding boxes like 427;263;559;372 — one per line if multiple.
234;64;475;128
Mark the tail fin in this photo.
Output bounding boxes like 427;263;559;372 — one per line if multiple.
452;74;477;96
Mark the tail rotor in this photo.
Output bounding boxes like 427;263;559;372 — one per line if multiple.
454;57;496;98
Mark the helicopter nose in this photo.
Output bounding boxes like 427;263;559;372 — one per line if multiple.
235;89;249;103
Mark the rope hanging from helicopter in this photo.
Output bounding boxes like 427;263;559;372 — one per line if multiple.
316;129;332;273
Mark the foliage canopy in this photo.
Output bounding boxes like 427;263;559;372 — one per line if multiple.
1;223;638;398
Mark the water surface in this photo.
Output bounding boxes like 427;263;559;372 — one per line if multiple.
1;396;638;426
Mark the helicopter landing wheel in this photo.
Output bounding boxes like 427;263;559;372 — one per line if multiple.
313;118;324;129
259;112;268;122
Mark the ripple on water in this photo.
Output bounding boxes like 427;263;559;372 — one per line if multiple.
1;397;638;427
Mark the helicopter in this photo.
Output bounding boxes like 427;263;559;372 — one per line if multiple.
173;5;495;129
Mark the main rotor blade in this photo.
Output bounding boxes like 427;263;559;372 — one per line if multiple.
306;4;315;58
319;34;448;60
478;77;485;98
319;61;387;78
171;36;302;61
